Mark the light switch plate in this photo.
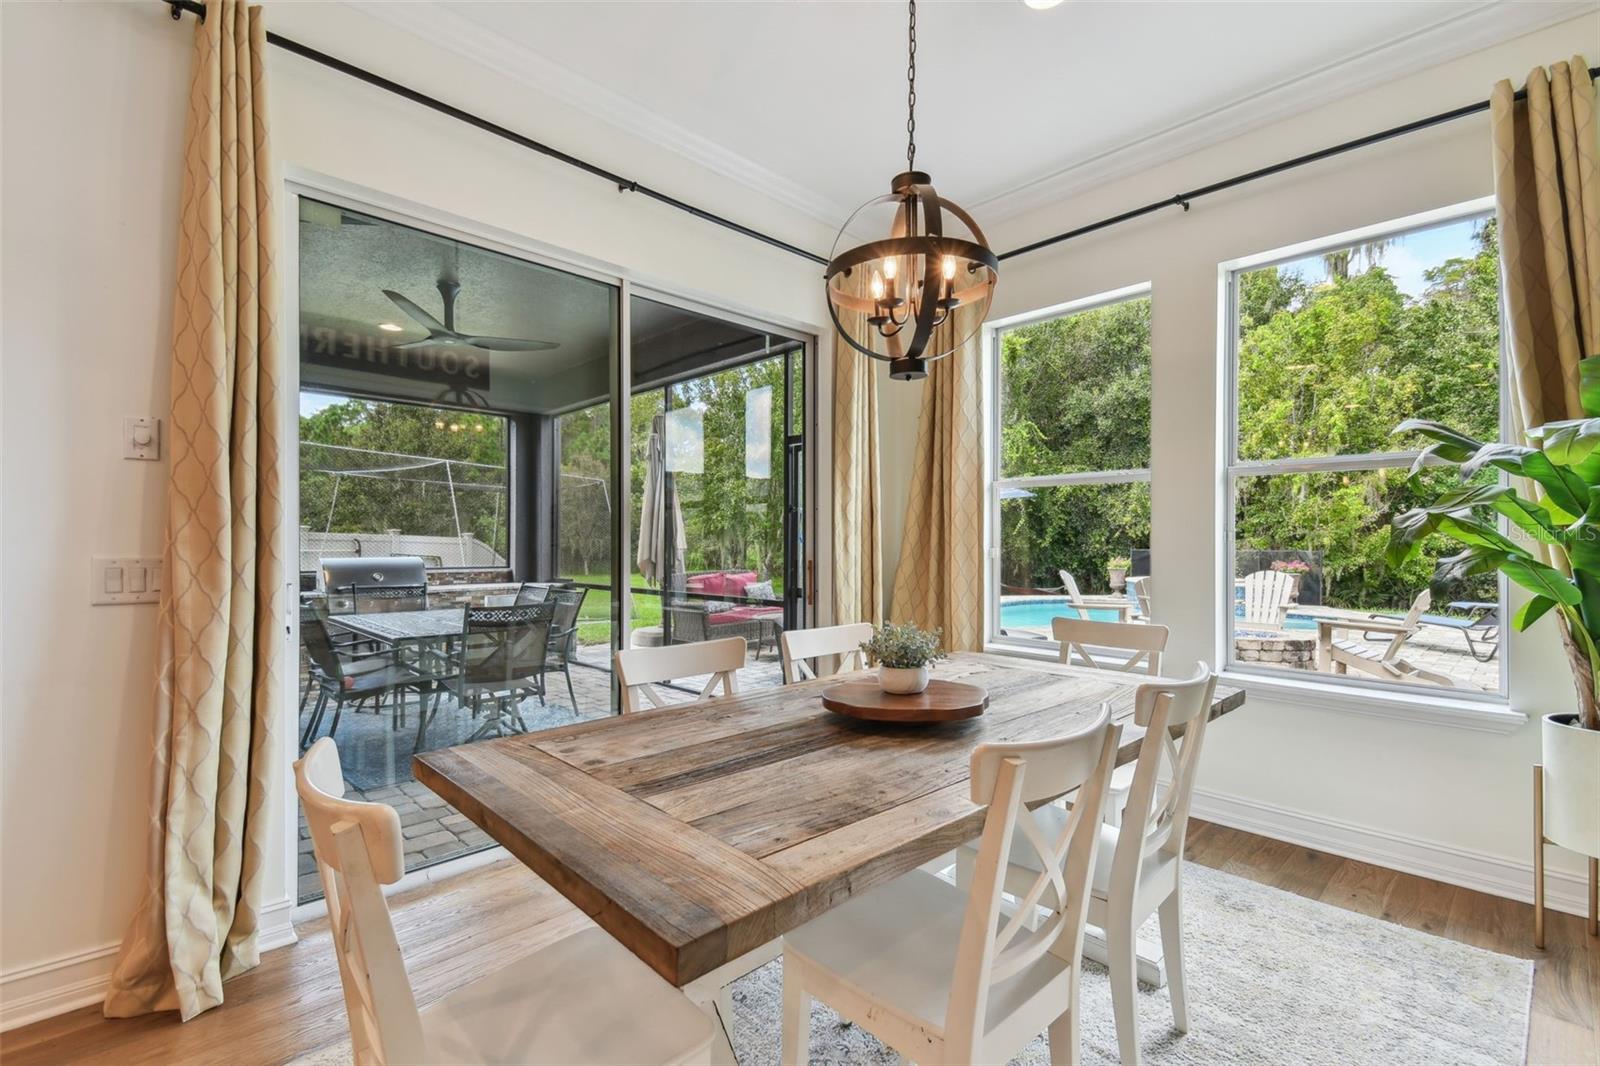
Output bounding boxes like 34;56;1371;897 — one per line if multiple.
124;416;160;461
92;556;162;605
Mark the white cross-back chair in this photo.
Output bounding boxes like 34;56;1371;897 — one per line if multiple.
958;665;1218;1066
780;709;1122;1066
294;738;714;1066
1052;617;1171;825
614;636;744;713
779;622;874;684
1053;617;1168;675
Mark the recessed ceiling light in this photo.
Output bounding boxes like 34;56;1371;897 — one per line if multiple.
378;322;404;332
1023;0;1065;9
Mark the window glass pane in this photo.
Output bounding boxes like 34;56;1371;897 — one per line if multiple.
556;401;614;649
1230;467;1500;692
1235;216;1500;462
999;295;1150;478
998;482;1151;643
299;396;509;574
629;296;803;693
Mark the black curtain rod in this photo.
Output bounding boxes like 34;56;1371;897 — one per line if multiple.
166;1;1594;269
999;65;1600;261
163;0;829;265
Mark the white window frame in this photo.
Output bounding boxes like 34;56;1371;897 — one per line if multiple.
1219;197;1510;706
985;283;1153;653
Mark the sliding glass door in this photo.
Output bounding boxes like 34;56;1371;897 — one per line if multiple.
292;196;810;902
625;294;807;693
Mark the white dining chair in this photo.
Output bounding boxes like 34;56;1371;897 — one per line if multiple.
1053;617;1169;827
293;738;715;1066
1053;617;1168;674
614;636;745;713
779;622;874;684
958;664;1218;1066
780;709;1122;1066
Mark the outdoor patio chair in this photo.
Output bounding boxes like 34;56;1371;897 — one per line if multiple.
513;582;550;605
299;608;453;752
443;601;558;744
1126;575;1153;621
544;586;587;711
1317;589;1458;688
1058;570;1132;621
1371;595;1500;662
1239;570;1295;626
353;583;428;614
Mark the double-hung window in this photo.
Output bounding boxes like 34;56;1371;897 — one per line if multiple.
1223;203;1507;697
988;285;1152;649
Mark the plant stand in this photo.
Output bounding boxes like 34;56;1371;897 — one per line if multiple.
1533;764;1600;947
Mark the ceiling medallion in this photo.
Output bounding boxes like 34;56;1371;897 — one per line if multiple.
824;0;998;381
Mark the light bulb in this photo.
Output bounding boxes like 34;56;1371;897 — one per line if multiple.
378;322;404;332
942;255;957;280
1023;0;1065;8
883;257;897;281
870;271;885;301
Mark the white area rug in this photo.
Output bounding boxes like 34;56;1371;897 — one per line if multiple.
291;862;1532;1065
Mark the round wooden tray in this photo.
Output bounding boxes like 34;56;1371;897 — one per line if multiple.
821;679;989;723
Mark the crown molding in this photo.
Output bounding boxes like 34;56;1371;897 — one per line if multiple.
344;0;850;232
342;1;1589;242
969;0;1593;223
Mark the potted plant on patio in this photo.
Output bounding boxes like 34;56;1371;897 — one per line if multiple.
1270;558;1312;602
1389;360;1600;929
860;621;948;695
1108;555;1132;591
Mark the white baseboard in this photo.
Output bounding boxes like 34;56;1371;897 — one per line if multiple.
1;896;300;1033
1191;786;1593;918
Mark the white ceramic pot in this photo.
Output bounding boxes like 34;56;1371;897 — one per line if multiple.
1542;713;1600;859
879;665;930;695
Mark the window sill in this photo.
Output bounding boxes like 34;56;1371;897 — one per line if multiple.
1218;668;1527;735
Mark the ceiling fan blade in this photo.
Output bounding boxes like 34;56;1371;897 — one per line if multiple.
463;336;561;352
382;289;448;334
390;337;446;351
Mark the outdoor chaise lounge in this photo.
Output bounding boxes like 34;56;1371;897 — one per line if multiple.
1316;589;1458;687
1372;597;1500;662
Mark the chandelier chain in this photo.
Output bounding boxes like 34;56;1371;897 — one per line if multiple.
906;0;917;171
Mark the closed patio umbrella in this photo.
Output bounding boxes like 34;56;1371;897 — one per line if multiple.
637;412;686;587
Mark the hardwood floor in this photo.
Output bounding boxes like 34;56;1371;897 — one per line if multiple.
4;821;1595;1066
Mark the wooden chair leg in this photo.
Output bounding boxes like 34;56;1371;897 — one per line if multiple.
1589;857;1598;938
1047;1003;1079;1066
1108;918;1142;1066
780;971;810;1066
1159;888;1189;1032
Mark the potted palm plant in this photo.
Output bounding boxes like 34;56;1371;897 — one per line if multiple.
860;622;948;695
1389;359;1600;878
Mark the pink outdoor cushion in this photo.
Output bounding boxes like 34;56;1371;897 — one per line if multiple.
691;571;759;597
713;605;783;624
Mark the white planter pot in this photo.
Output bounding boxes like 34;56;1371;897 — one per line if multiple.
1542;713;1600;859
879;665;930;695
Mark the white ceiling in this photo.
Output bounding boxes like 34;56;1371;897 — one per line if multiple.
354;0;1590;229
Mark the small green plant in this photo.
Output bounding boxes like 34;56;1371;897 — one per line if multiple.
860;621;949;670
1108;555;1132;571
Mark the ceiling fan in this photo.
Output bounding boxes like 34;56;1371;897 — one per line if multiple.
382;278;560;352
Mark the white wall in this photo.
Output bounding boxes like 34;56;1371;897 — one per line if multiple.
1;0;831;1027
883;14;1600;909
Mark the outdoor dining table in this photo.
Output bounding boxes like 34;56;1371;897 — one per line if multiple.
327;607;466;645
412;651;1244;1060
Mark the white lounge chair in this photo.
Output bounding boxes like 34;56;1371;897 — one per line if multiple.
1059;570;1131;621
1316;589;1458;687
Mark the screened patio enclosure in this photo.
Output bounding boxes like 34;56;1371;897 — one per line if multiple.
294;197;811;898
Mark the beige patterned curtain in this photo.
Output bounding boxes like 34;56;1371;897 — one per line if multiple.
832;323;883;627
104;0;283;1022
1492;56;1599;442
889;315;985;651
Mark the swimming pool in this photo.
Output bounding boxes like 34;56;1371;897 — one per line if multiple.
999;598;1125;628
998;596;1320;631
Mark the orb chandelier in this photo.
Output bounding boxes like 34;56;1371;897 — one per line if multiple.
824;0;998;381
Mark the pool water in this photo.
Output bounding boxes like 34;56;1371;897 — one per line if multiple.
999;599;1126;628
998;597;1319;631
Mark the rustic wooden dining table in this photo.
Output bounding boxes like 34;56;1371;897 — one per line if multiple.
413;651;1243;1056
